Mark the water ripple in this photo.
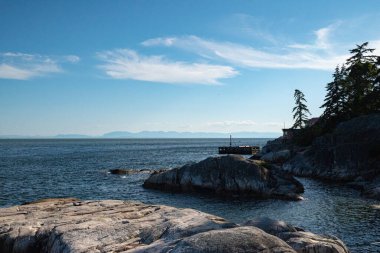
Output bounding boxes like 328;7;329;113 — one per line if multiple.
0;139;379;252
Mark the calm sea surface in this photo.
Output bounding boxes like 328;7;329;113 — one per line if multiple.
0;138;379;252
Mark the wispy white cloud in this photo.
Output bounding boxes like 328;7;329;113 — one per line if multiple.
64;55;81;63
140;120;284;132
369;39;380;55
0;52;80;80
219;13;279;44
205;120;258;127
142;37;177;47
142;25;350;71
97;49;238;85
288;23;341;50
0;64;37;80
200;120;283;132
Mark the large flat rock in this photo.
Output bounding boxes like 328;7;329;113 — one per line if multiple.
144;155;304;200
0;199;349;253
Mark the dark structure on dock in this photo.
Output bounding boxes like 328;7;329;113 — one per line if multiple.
218;135;260;155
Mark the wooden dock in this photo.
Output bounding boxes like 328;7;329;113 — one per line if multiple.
218;146;260;155
218;135;260;155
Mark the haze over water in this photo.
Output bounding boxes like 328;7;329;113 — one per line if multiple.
1;138;379;252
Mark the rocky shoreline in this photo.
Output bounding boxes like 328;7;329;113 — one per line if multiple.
260;113;380;200
1;115;377;252
0;198;349;253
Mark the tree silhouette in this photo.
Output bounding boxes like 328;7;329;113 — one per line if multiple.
346;42;377;66
316;42;380;134
292;42;380;145
320;65;346;119
365;56;380;112
292;89;311;129
345;42;378;116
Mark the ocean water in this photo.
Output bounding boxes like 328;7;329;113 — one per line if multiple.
0;138;379;252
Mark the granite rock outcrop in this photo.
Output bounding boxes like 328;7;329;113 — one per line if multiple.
0;199;349;253
144;155;304;200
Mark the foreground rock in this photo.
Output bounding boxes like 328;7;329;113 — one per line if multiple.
244;218;349;253
0;199;349;253
144;155;304;200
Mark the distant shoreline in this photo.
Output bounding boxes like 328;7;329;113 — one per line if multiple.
0;131;281;139
0;137;277;140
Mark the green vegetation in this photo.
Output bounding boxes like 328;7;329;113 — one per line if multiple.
292;42;380;146
292;89;311;129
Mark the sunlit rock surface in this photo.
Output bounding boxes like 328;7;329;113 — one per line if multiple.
0;199;349;253
244;218;350;253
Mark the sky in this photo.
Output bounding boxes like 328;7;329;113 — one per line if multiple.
1;0;380;136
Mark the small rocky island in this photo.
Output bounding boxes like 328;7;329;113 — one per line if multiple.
0;198;349;253
144;155;304;200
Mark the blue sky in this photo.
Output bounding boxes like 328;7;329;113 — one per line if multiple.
1;0;380;136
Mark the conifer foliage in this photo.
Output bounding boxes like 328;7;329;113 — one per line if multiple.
320;65;346;120
320;42;380;125
292;89;310;129
290;42;379;146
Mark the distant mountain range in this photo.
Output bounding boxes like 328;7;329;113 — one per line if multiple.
101;131;281;138
0;131;281;139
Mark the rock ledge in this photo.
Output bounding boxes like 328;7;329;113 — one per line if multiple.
0;199;349;253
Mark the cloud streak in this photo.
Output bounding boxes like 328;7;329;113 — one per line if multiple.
205;120;258;127
142;26;350;71
0;52;80;80
199;120;284;132
288;23;341;50
97;49;238;85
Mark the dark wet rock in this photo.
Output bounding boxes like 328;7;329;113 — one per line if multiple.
283;113;380;182
244;218;349;253
144;155;304;200
362;176;380;200
109;169;154;175
151;169;168;175
261;149;291;164
273;113;380;200
0;199;349;253
110;168;129;174
249;154;262;160
261;138;293;154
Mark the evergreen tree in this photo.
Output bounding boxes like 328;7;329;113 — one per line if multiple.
320;65;346;119
344;42;378;116
365;56;380;112
346;42;377;66
292;89;311;129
